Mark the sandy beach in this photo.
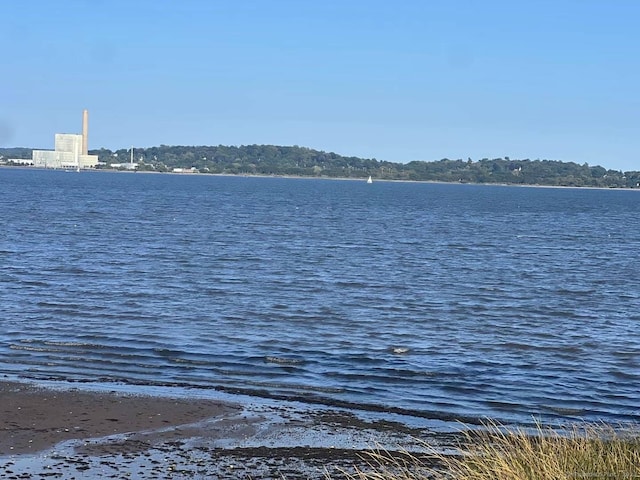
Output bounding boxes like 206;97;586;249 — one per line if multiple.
0;381;449;479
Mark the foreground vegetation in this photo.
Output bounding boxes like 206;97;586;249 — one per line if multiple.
2;144;639;188
343;422;640;480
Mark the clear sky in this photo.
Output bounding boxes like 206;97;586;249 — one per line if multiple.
2;0;639;171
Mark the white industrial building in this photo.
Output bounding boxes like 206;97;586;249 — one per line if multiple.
32;110;99;169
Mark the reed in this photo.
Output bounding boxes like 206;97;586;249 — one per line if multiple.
336;422;640;480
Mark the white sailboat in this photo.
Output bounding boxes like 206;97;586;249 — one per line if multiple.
366;175;373;184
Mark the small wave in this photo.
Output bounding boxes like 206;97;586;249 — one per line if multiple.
484;400;523;411
153;348;185;358
9;345;52;352
20;280;50;287
556;288;597;296
265;356;304;365
43;340;103;348
335;281;368;288
608;369;639;380
390;347;410;355
545;406;586;416
501;342;537;351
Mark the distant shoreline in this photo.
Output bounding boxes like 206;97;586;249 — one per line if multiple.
1;164;639;191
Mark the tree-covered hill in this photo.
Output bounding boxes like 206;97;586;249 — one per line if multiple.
1;144;638;188
0;147;33;159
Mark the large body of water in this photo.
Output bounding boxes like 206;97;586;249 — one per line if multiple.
1;168;638;427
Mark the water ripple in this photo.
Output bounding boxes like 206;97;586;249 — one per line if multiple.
1;170;639;426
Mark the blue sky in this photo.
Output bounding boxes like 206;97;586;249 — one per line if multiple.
2;0;639;171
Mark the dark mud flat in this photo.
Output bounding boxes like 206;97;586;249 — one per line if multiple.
1;443;445;480
0;381;238;456
0;381;456;479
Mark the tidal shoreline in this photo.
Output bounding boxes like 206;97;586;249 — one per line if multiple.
0;380;451;479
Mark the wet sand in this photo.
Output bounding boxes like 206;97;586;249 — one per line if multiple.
0;381;239;455
0;381;449;479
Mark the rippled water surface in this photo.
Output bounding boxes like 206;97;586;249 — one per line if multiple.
1;168;639;425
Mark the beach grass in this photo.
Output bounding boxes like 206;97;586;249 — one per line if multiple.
336;422;640;480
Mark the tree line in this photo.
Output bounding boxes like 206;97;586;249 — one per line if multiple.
1;144;638;188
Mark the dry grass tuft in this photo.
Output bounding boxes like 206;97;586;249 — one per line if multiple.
335;422;640;480
333;447;443;479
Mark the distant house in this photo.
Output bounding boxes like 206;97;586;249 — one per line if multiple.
110;163;138;170
9;158;34;166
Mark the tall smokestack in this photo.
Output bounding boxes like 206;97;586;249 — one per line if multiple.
82;109;89;155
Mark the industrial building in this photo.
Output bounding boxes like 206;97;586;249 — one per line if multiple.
32;110;99;169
